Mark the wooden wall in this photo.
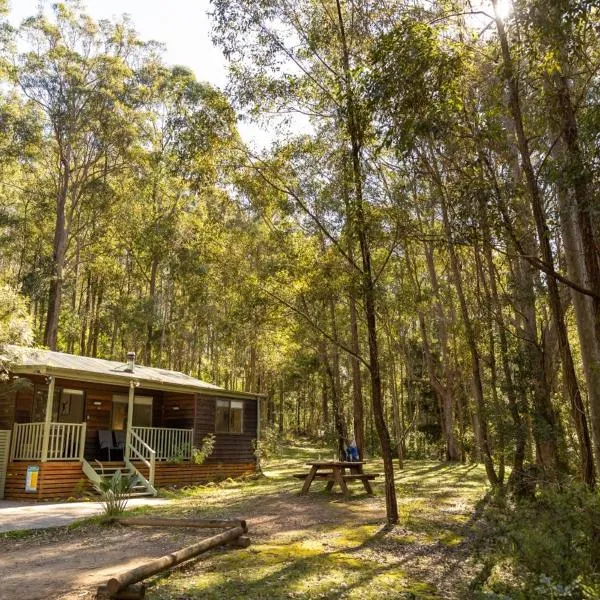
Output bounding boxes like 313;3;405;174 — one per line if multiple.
4;461;90;500
195;394;258;465
4;460;256;500
159;393;195;429
0;384;16;430
135;461;256;488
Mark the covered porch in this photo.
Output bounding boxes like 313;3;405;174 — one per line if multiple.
8;375;196;489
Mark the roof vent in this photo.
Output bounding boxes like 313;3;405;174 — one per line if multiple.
126;351;135;372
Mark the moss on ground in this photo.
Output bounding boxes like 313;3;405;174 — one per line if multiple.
139;441;488;599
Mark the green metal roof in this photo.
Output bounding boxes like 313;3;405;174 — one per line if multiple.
2;345;260;399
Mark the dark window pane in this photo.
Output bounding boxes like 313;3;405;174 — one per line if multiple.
133;404;152;427
229;401;243;433
215;400;230;432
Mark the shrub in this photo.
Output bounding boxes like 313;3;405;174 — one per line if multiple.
167;443;192;463
94;470;138;517
475;484;600;599
253;425;282;466
192;433;215;465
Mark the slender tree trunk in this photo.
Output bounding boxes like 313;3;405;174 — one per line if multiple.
425;155;498;485
348;293;365;459
146;255;159;364
480;202;526;489
549;71;600;478
494;6;595;486
335;0;397;524
421;244;460;461
388;338;404;468
44;162;70;350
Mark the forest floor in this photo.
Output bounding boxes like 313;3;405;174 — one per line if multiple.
0;441;491;600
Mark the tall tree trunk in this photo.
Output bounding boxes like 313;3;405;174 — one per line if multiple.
44;162;70;350
335;0;398;524
425;154;498;485
146;254;159;365
480;201;527;489
387;329;404;468
422;243;460;461
348;293;365;459
494;6;595;486
548;70;600;477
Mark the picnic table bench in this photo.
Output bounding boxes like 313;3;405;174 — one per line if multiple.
294;461;379;498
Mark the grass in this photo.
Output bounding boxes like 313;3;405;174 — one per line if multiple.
134;440;490;599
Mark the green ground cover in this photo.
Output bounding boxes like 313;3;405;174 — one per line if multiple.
135;441;490;599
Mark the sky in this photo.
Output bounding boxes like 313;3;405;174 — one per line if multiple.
7;0;269;146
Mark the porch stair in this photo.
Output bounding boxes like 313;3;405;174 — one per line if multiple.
82;460;155;498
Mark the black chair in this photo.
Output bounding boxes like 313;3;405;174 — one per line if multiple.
98;430;118;461
114;430;126;459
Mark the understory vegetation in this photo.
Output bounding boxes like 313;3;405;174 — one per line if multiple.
129;443;600;598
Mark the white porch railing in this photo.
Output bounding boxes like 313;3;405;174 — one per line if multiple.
132;426;193;461
11;422;86;461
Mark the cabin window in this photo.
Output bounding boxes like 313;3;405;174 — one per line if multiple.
111;395;153;429
215;399;244;433
56;389;84;423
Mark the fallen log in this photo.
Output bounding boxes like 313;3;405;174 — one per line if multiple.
106;525;245;595
97;582;145;599
226;535;251;548
116;517;247;532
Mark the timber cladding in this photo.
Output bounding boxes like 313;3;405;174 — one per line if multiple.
4;461;257;499
195;394;258;465
4;461;90;500
134;461;257;487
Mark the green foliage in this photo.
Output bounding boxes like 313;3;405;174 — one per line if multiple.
0;283;33;346
192;433;216;465
474;486;600;598
252;425;282;465
166;443;192;464
94;470;138;517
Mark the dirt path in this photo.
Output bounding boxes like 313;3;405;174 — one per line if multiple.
0;522;207;600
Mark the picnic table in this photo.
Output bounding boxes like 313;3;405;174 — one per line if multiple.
294;461;378;499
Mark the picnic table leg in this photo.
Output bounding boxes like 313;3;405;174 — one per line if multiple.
300;465;319;495
352;463;374;495
325;480;334;492
334;467;350;499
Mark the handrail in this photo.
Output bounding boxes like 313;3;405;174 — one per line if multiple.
128;429;156;487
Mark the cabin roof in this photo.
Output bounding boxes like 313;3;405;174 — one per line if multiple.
2;345;260;399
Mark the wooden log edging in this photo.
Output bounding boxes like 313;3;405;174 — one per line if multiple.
105;525;245;595
116;517;248;532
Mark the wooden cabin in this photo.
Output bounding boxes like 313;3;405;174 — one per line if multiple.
0;346;260;500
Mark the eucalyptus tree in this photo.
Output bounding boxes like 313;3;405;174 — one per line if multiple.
211;0;401;522
491;0;595;486
5;1;153;349
121;63;239;364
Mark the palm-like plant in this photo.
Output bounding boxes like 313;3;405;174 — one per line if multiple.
94;470;139;517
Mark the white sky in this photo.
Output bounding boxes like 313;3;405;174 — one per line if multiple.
7;0;271;146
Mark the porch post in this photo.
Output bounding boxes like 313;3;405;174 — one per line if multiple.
125;380;135;461
40;376;55;462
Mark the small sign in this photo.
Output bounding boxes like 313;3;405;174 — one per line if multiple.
25;465;39;492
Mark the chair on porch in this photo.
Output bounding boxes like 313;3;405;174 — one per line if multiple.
98;430;119;461
114;430;125;459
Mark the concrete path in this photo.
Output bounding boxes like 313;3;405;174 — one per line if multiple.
0;497;170;533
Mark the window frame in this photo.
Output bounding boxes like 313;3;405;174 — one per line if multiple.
214;399;244;434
